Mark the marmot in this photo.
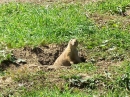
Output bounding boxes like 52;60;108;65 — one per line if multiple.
48;39;81;69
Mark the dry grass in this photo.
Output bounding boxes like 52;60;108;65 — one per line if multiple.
0;0;103;4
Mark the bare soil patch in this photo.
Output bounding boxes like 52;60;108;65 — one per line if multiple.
0;44;86;70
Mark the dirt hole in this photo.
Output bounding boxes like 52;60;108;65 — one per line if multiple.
0;44;86;70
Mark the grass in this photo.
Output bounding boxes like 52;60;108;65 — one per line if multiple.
20;88;88;97
0;0;130;96
0;2;93;48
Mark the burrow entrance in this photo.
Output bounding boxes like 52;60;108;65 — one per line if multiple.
0;44;86;70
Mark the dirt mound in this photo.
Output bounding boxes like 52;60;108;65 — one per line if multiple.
13;44;66;65
0;44;86;70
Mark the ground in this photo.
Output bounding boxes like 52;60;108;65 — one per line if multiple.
0;0;130;96
0;43;86;70
0;43;87;94
0;42;125;96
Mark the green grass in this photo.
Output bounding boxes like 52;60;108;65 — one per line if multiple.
0;1;129;62
0;0;130;96
20;88;88;97
0;2;94;48
0;1;129;47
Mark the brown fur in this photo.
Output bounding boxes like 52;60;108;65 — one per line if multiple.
48;39;81;69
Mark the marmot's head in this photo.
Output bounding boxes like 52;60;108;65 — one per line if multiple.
68;39;78;47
